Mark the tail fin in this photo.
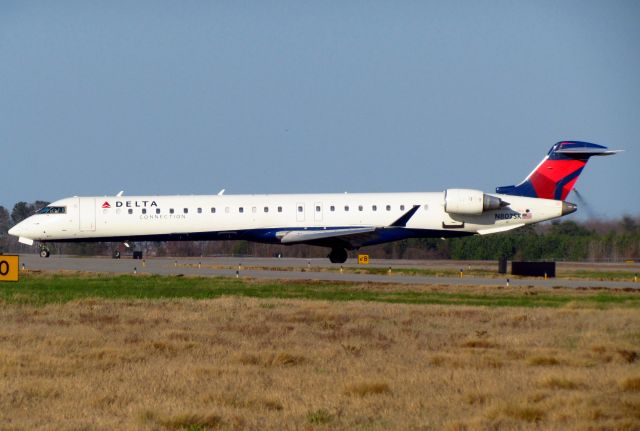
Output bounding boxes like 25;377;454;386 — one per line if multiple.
496;141;619;200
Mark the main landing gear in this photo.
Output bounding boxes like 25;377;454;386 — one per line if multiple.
39;244;50;258
328;247;348;264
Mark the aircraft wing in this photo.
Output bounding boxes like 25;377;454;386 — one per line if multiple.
278;227;377;248
276;205;420;249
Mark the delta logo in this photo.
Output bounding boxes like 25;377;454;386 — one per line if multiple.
101;200;158;208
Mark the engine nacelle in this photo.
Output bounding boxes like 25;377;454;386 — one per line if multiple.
444;189;507;215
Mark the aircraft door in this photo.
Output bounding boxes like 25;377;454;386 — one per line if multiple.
79;198;96;231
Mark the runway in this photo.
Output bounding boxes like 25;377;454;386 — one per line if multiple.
14;254;640;289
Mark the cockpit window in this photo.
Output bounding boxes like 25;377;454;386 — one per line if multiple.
37;206;66;214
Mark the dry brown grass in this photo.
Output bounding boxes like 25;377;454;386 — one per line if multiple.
621;377;640;392
344;381;391;397
140;410;223;430
1;297;640;430
540;376;585;390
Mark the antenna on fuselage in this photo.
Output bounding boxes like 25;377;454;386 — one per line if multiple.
217;189;225;196
116;191;124;197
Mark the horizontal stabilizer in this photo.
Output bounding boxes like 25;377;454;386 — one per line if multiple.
554;147;621;156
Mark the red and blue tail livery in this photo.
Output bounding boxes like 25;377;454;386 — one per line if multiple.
496;141;620;201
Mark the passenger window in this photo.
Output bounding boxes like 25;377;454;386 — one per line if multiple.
386;205;391;211
184;208;188;214
156;208;161;214
358;205;363;211
197;208;202;214
400;205;405;211
170;208;174;214
211;207;216;213
372;205;377;211
330;205;335;211
128;209;133;215
277;206;282;213
239;207;244;213
264;207;269;213
344;205;349;211
298;206;303;212
142;208;147;214
316;206;321;212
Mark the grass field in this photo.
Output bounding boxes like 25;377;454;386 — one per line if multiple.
2;272;640;309
1;273;639;430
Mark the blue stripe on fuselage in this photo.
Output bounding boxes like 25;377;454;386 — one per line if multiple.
48;226;474;247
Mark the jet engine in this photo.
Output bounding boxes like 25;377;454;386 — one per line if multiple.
444;189;508;215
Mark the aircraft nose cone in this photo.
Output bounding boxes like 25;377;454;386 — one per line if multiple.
8;224;21;236
8;220;34;238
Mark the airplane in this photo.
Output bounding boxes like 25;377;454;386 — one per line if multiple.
9;141;619;262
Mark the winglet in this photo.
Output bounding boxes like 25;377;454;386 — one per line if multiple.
390;205;420;227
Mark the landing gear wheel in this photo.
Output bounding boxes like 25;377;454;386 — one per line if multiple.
40;249;50;258
328;248;348;264
113;250;121;259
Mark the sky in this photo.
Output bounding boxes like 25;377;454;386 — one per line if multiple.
1;1;639;219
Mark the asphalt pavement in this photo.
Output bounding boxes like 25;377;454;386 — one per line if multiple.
11;254;640;289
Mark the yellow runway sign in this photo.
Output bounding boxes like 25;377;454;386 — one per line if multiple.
0;255;19;282
357;254;370;265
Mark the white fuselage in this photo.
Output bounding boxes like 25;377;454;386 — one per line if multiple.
9;191;566;249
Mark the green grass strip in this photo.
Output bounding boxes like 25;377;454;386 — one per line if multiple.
0;273;638;309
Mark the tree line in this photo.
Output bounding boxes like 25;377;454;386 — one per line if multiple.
1;201;638;261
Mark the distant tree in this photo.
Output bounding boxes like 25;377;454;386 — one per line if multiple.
232;241;251;256
0;206;10;253
621;215;638;234
11;201;50;224
549;220;592;237
0;206;9;232
11;202;31;224
64;242;110;256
